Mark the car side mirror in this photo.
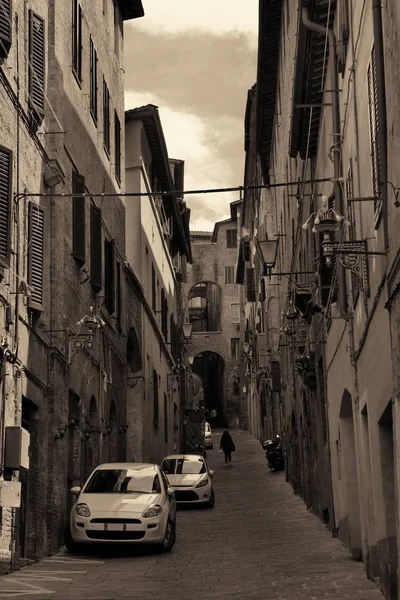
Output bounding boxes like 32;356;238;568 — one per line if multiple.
70;486;81;496
167;487;175;497
209;470;214;477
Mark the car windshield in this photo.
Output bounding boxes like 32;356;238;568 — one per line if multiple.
161;458;206;475
83;467;161;494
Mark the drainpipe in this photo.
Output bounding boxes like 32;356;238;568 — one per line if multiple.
302;7;347;318
372;0;388;252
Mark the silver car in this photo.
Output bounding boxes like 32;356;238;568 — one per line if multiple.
161;454;215;508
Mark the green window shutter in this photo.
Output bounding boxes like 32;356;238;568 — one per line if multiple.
0;0;12;60
72;171;85;264
0;146;12;265
90;205;102;291
28;202;45;311
28;11;45;126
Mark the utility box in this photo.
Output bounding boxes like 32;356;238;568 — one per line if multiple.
4;426;30;470
0;481;22;508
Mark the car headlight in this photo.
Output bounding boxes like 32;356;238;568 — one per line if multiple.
142;505;162;518
75;503;91;517
196;479;209;488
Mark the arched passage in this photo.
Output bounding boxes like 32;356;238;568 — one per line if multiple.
339;389;362;558
188;282;221;332
84;396;100;479
192;352;225;425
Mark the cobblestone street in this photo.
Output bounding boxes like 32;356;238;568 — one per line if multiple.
0;431;384;599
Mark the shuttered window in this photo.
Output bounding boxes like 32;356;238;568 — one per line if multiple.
346;159;359;306
72;0;82;82
367;46;382;214
226;229;237;248
245;267;257;302
231;338;240;360
28;11;45;126
116;260;122;330
72;171;85;264
0;146;12;266
0;0;12;60
225;266;235;284
90;37;98;123
151;264;156;311
90;205;102;291
28;202;45;311
104;238;115;314
153;369;159;426
114;111;121;183
103;78;110;156
164;393;168;442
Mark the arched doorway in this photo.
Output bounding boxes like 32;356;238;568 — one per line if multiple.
84;396;100;479
107;400;118;462
192;352;225;425
188;282;221;332
339;389;361;558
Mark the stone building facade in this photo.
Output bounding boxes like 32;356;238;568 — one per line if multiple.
0;0;146;573
183;202;246;428
238;1;400;598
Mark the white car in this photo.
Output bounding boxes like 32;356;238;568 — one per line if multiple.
204;422;213;449
161;454;215;508
65;463;177;553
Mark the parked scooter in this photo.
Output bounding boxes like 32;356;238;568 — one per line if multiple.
262;435;285;471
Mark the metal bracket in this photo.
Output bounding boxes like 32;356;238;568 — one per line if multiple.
67;332;93;364
323;240;371;294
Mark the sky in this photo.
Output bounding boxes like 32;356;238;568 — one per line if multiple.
124;1;259;231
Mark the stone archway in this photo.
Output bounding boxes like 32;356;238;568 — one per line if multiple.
188;281;221;332
339;389;362;558
192;351;225;426
84;396;100;480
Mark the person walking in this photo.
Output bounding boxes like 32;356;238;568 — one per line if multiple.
220;430;235;466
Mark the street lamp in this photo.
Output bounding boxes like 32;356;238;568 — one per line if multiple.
182;322;193;342
188;355;194;365
256;237;280;273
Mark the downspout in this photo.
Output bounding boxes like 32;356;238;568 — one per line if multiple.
372;0;388;252
302;7;347;318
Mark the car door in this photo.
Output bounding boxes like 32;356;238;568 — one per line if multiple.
160;469;176;521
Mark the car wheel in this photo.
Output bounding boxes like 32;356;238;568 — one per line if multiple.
160;519;175;553
207;490;215;508
64;525;85;555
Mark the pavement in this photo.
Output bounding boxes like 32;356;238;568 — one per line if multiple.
0;430;384;599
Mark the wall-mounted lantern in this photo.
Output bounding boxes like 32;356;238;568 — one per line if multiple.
182;322;193;342
67;306;105;364
256;237;280;273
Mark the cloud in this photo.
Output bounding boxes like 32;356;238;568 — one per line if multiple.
125;91;239;230
133;0;259;36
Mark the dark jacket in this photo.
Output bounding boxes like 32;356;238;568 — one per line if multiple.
220;431;235;452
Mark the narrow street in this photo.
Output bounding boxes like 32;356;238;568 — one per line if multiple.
0;431;383;600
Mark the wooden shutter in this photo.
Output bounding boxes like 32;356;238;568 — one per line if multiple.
90;205;102;291
103;78;110;154
0;0;12;60
367;46;381;211
104;239;115;313
226;229;237;248
271;360;281;392
164;393;168;441
90;37;97;122
116;260;122;330
153;369;159;425
0;146;12;265
245;267;257;302
72;0;82;81
114;112;121;182
72;171;85;264
28;11;45;125
28;202;44;311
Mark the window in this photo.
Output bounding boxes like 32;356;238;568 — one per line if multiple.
226;229;237;248
103;78;110;156
114;111;121;183
28;11;45;126
153;369;159;426
0;0;12;60
231;303;240;323
225;266;235;284
338;0;349;75
164;394;168;442
346;160;359;306
104;239;115;314
72;171;85;264
28;202;45;311
90;205;102;290
89;37;98;123
231;338;240;360
115;261;122;330
161;289;168;339
0;146;12;266
367;46;382;215
72;0;82;82
151;265;156;312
